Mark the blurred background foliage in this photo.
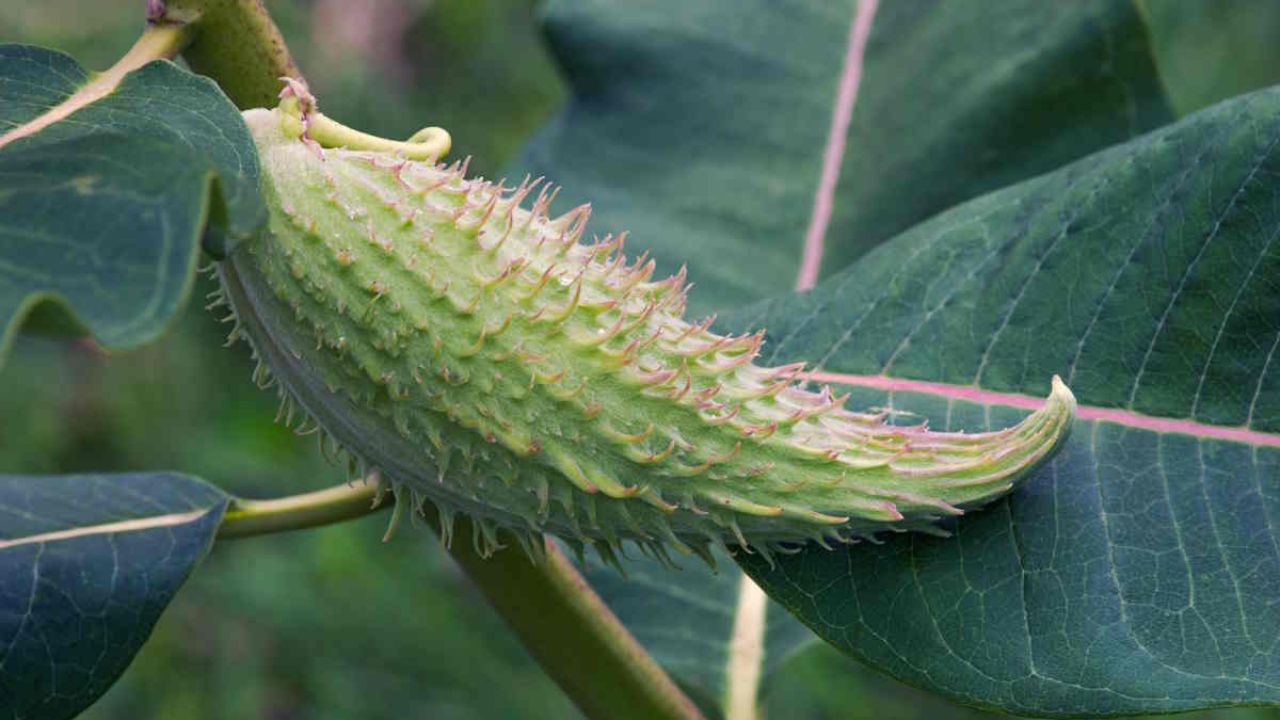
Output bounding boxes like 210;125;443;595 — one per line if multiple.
2;1;1280;718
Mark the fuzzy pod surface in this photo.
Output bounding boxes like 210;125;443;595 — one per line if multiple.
216;93;1076;561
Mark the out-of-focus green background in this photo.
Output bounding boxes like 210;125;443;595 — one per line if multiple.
2;1;1279;718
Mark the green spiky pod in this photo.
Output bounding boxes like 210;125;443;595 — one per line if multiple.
215;86;1076;562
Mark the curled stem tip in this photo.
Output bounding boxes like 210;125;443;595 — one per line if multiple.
277;77;451;161
308;114;452;161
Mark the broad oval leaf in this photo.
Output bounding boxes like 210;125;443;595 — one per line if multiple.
0;44;262;364
522;2;1174;712
518;0;1170;313
730;86;1280;716
0;472;228;720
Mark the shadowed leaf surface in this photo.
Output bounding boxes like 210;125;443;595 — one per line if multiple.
729;86;1280;716
517;0;1170;313
0;44;261;363
0;472;228;720
1140;0;1280;117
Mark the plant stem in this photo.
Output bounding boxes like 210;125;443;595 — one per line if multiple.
0;21;191;149
724;576;768;720
217;475;387;539
216;477;706;719
157;0;301;110
424;506;707;720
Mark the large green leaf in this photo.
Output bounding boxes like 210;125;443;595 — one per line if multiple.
727;86;1280;716
0;44;262;363
0;472;228;720
518;0;1170;313
519;2;1173;711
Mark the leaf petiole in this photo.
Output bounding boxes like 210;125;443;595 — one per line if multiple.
217;474;388;539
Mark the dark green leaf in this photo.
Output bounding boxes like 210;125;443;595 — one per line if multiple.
0;44;262;363
0;472;228;720
518;0;1170;312
763;644;1001;720
524;3;1173;711
728;86;1280;716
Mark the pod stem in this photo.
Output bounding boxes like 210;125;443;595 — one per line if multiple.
154;0;302;110
424;506;708;720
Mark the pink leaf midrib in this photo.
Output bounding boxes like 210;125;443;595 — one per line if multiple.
795;0;880;293
803;371;1280;448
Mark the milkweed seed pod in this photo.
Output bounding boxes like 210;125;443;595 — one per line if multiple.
215;83;1076;562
